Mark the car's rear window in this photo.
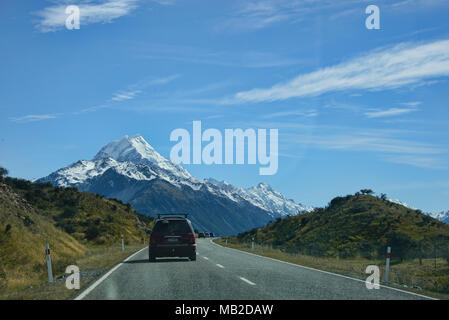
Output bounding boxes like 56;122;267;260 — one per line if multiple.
152;219;192;233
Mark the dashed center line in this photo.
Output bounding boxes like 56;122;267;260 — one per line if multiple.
216;264;224;268
203;256;209;260
239;277;256;286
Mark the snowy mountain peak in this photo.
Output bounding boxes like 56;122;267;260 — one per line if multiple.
431;210;449;224
40;135;313;219
93;135;192;179
385;199;449;225
388;198;410;208
256;182;272;190
244;182;313;216
206;178;229;187
387;198;417;210
94;135;157;162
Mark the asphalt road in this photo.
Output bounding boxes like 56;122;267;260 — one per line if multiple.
76;239;432;300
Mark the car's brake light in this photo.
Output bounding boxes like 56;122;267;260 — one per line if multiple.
150;235;156;245
189;234;196;244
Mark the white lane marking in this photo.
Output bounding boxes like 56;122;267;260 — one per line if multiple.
239;277;256;285
210;239;436;300
74;247;147;300
216;264;224;269
203;256;209;260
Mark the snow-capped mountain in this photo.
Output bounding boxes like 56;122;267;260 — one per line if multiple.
206;179;313;216
387;197;449;225
246;183;314;215
48;136;203;191
39;135;311;234
388;198;414;209
93;135;192;180
431;211;449;224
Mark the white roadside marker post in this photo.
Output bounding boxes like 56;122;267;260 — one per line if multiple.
385;246;391;283
225;238;228;246
121;234;125;251
45;243;54;283
251;237;255;251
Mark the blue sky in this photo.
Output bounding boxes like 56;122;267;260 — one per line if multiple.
1;0;449;213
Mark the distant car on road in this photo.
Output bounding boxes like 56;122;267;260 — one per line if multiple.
198;232;205;238
149;214;196;262
209;232;214;237
204;232;210;238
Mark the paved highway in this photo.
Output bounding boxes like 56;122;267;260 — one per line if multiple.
76;239;432;300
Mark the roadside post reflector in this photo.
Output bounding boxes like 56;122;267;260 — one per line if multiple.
45;243;54;283
385;246;391;283
251;237;255;251
121;234;125;251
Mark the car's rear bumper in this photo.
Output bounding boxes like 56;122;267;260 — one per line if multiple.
149;244;196;257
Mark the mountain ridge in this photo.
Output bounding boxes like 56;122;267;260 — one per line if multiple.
39;135;311;235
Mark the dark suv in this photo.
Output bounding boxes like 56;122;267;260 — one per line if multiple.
149;214;196;261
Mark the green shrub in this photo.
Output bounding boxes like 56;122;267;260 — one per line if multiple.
85;225;101;240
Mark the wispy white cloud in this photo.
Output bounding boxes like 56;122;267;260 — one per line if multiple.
150;0;176;5
278;152;304;159
111;90;140;101
110;74;181;102
400;101;422;107
301;126;449;169
217;0;358;31
293;132;447;169
10;74;181;121
365;107;417;118
384;179;449;191
73;104;110;115
241;119;447;169
390;0;448;9
134;43;305;68
144;74;181;86
294;134;443;155
225;1;290;30
9;114;58;123
262;109;319;119
234;39;449;102
219;0;449;32
34;0;140;32
384;155;447;169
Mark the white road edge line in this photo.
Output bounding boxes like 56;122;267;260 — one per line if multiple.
216;264;225;268
210;239;437;300
74;247;147;300
240;277;256;285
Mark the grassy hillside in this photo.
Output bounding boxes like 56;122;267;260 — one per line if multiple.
237;193;449;261
0;176;154;294
3;177;154;245
0;182;86;291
